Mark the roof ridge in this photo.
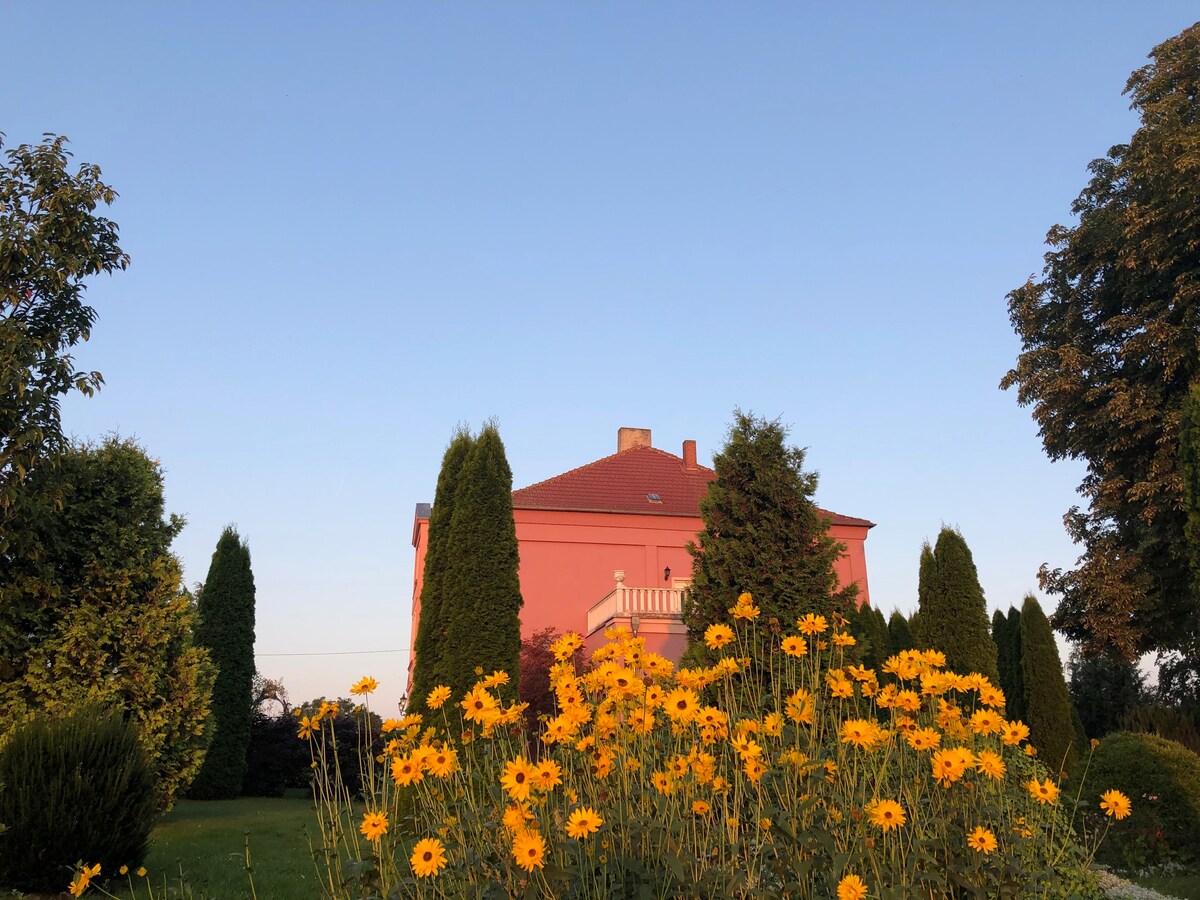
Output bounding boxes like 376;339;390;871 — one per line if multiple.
512;444;712;496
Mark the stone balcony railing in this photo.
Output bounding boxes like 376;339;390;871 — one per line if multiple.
586;570;688;635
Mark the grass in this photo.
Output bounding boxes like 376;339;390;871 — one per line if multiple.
110;793;321;900
1128;873;1200;900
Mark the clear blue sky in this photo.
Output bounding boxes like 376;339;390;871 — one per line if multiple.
7;3;1196;714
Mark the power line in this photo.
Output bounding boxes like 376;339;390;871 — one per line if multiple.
255;649;409;658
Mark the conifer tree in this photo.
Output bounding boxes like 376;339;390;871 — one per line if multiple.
1020;594;1077;773
190;527;256;799
849;604;891;670
409;428;475;712
437;424;523;701
887;610;915;653
1005;606;1027;722
870;606;890;664
915;528;1000;682
682;411;857;666
993;609;1013;712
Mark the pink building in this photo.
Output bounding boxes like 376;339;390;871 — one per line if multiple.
408;428;873;688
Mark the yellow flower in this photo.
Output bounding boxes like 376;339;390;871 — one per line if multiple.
832;631;856;647
410;837;447;877
136;868;147;878
967;826;998;854
730;596;761;620
931;747;974;786
1001;720;1030;746
837;873;868;900
426;747;458;778
797;613;828;635
1100;789;1132;820
512;828;546;872
781;635;808;656
839;718;883;749
551;632;584;660
297;715;316;739
975;750;1006;780
533;759;563;792
692;800;711;815
565;806;604;839
1026;777;1060;805
704;623;735;650
426;685;452;709
501;757;535;802
360;811;388;842
743;756;767;783
969;708;1004;736
68;863;101;897
119;865;129;876
482;669;510;689
391;753;424;786
461;686;499;724
867;799;906;832
502;803;532;831
651;771;675;794
350;676;379;695
663;687;700;722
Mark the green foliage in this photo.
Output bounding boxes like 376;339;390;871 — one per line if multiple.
1001;24;1200;666
241;711;310;798
410;427;474;713
1069;650;1146;742
995;606;1029;721
0;705;157;893
0;134;129;526
1123;704;1200;756
886;609;915;653
0;437;214;808
914;528;1000;682
436;424;523;702
189;526;256;800
682;411;857;666
1080;732;1200;869
1020;595;1078;773
848;604;890;670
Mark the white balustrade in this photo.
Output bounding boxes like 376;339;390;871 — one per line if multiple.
586;571;688;635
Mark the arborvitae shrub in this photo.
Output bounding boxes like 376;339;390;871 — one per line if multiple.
0;706;158;893
1123;704;1200;755
1080;732;1200;868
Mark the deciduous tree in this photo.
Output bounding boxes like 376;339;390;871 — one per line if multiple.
189;526;256;799
1001;24;1200;669
0;437;214;808
682;411;857;665
0;134;128;531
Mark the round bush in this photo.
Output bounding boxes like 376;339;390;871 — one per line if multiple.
0;705;158;893
1081;731;1200;869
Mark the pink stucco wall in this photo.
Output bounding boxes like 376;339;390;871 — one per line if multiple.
407;508;871;690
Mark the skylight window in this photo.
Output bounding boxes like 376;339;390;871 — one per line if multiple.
646;493;662;503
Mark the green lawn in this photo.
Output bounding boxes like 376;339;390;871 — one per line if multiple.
1128;873;1200;900
113;794;322;900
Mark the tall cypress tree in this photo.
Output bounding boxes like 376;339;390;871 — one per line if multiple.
682;411;857;666
437;424;523;702
888;610;915;653
409;428;475;713
190;527;256;799
1005;606;1027;722
1020;594;1077;773
993;609;1013;713
915;528;1000;682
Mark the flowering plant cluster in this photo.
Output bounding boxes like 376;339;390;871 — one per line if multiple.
302;594;1131;898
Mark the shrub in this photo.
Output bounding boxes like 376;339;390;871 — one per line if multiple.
0;705;158;893
1123;703;1200;755
241;711;310;797
1079;731;1200;869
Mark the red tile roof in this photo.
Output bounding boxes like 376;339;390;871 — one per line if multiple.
511;445;873;527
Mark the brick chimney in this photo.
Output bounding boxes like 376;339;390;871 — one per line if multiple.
617;427;652;452
682;439;698;470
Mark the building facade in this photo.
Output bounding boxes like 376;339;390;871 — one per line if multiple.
408;428;873;689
